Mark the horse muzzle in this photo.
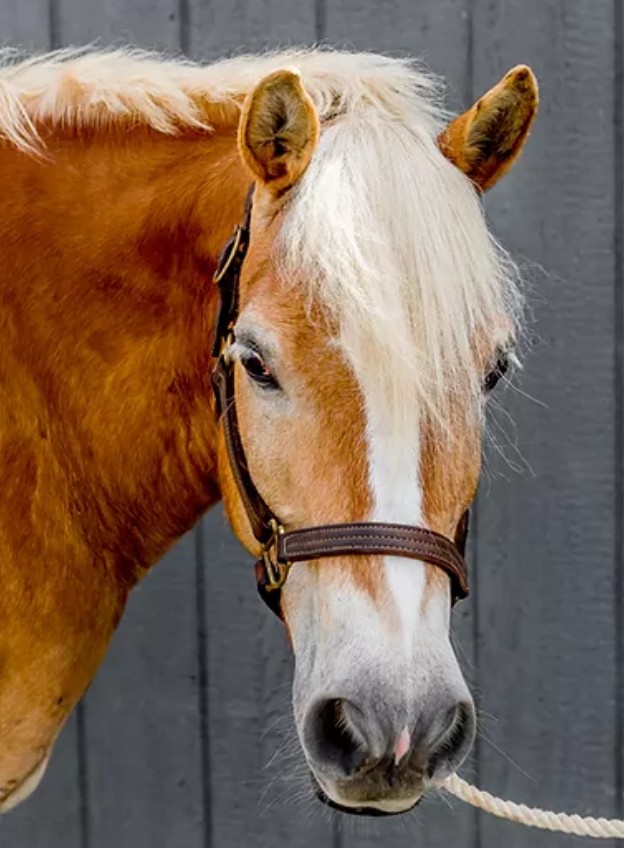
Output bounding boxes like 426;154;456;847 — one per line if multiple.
301;693;475;816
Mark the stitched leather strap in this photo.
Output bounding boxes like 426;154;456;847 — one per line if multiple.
212;355;275;544
210;188;255;358
279;523;469;600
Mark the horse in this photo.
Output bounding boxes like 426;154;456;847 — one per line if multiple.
0;46;537;816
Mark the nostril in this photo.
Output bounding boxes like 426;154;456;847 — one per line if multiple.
427;701;475;781
303;698;371;779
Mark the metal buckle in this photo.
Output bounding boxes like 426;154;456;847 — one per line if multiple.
221;329;234;365
262;519;291;591
213;226;242;285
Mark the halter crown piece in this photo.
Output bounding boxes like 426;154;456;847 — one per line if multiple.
211;186;470;617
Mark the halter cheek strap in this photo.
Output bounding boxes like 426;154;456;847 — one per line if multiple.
211;186;470;618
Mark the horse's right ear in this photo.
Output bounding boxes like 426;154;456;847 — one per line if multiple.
238;69;320;195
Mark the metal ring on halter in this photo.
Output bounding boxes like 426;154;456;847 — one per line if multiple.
261;519;291;591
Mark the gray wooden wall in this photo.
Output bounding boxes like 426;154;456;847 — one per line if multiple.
0;1;621;846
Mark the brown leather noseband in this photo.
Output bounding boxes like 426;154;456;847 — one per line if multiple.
211;187;470;617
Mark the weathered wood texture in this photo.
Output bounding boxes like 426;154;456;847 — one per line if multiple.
0;1;619;847
473;5;619;848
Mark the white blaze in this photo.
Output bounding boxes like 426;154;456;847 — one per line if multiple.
364;388;430;651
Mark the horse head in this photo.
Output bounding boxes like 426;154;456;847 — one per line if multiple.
217;63;538;814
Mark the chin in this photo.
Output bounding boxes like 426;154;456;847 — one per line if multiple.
311;775;423;818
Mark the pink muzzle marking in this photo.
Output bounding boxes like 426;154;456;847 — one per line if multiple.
394;726;411;766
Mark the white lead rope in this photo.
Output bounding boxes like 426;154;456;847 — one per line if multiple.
444;774;624;839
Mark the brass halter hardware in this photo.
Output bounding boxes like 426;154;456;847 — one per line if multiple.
213;226;243;285
261;519;291;592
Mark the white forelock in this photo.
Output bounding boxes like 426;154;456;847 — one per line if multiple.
280;94;523;436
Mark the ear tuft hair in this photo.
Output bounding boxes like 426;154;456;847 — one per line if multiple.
238;69;320;194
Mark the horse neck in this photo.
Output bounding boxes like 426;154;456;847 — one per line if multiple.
0;125;249;583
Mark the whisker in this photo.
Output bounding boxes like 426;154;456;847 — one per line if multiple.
505;378;548;409
475;727;536;783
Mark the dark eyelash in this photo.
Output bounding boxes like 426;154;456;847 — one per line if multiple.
239;349;280;390
484;354;509;393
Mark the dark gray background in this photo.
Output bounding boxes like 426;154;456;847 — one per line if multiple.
0;1;621;846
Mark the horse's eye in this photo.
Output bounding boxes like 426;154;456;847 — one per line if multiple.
484;354;509;393
240;350;279;389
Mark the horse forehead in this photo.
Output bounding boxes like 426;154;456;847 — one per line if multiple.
238;265;342;387
239;227;480;508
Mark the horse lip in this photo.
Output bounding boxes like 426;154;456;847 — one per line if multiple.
311;775;422;817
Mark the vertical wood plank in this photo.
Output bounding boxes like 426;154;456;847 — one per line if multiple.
324;0;471;108
321;3;478;847
0;0;50;51
472;3;618;847
616;0;624;829
187;0;316;62
82;535;204;848
54;0;180;51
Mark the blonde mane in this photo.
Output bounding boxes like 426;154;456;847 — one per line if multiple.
0;47;444;152
0;46;522;429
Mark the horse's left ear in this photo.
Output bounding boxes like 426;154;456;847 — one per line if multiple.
438;65;538;192
238;69;320;195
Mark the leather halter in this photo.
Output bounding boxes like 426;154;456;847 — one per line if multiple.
211;187;470;617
